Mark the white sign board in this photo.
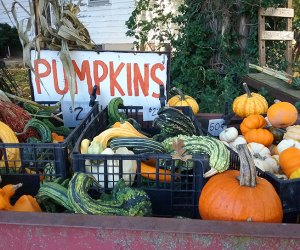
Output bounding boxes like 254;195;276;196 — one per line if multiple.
30;50;169;109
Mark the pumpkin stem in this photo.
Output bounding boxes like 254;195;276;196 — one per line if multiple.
236;144;256;187
243;82;252;98
171;87;185;101
12;183;23;191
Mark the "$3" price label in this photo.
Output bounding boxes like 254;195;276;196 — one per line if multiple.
207;119;226;136
143;106;160;121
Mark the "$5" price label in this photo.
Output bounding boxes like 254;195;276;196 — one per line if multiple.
207;119;226;136
143;106;160;121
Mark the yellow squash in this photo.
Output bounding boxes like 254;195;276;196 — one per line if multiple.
0;121;21;168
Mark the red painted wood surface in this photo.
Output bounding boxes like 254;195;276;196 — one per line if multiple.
0;211;299;249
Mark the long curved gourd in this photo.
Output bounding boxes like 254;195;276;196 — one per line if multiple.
0;121;21;168
93;127;147;149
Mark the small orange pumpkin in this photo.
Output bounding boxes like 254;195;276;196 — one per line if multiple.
244;128;274;147
199;144;283;223
240;114;267;136
279;147;300;178
267;102;298;128
167;87;199;115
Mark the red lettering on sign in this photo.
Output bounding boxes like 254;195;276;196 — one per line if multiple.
151;63;165;98
133;63;149;97
126;63;132;96
53;63;69;95
73;60;92;94
34;59;51;94
94;60;108;95
110;62;125;96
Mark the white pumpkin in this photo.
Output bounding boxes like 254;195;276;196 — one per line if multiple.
252;152;279;174
228;135;247;152
254;158;277;173
272;154;279;164
283;125;300;142
276;139;300;154
219;127;239;142
247;142;271;157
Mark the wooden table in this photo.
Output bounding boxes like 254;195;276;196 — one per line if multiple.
243;73;300;104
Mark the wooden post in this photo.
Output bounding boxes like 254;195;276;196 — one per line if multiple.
286;0;293;74
259;8;266;67
258;1;294;73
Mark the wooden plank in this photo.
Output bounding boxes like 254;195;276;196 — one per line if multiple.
261;31;294;41
243;73;300;104
261;8;294;17
259;9;266;66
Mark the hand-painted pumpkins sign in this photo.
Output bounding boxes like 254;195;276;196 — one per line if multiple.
30;50;169;108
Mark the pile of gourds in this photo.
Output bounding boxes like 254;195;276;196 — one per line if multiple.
224;83;300;180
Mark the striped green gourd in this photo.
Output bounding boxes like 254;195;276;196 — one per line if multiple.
68;172;152;216
110;137;165;153
162;135;230;177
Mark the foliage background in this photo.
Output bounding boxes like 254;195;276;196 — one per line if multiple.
126;0;299;113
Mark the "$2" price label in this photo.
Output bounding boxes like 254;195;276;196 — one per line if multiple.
61;101;92;127
143;106;160;121
207;119;226;136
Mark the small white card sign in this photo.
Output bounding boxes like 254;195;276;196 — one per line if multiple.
142;106;160;121
61;101;92;127
207;118;226;136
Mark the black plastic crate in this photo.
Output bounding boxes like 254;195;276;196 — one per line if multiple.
263;172;300;214
72;106;208;218
0;102;100;187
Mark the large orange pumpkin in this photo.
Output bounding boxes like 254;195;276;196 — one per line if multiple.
199;144;283;223
279;147;300;178
232;83;268;118
240;114;267;136
244;128;274;147
267;102;298;128
167;87;199;115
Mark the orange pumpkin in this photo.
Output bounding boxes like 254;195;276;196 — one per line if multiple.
244;128;274;147
167;87;199;115
267;102;298;128
240;114;267;136
279;147;300;178
199;144;283;223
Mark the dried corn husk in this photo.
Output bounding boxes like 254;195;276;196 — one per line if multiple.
2;0;95;109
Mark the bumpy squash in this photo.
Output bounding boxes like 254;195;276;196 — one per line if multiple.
232;83;268;118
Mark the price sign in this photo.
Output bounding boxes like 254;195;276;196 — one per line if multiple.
143;106;160;121
207;119;226;136
61;101;92;127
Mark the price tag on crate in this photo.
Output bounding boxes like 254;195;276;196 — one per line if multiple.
143;106;160;121
61;101;92;127
207;118;226;136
